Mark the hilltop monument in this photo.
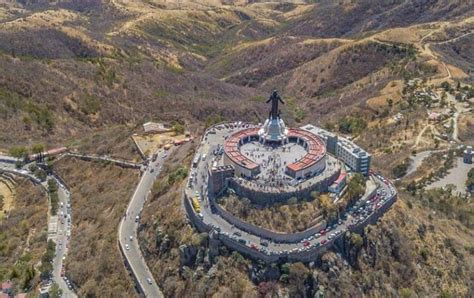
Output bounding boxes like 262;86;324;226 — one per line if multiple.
266;90;285;119
259;90;288;144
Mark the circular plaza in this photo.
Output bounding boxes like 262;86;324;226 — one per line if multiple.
222;125;341;204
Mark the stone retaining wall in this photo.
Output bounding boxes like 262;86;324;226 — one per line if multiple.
184;185;397;264
228;167;340;205
210;195;326;243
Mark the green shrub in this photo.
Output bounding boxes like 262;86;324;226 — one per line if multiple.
81;94;101;115
338;116;367;135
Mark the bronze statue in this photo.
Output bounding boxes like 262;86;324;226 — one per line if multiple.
266;90;284;119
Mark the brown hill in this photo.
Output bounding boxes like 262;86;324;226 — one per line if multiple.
0;1;472;296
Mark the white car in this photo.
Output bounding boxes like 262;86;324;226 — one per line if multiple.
129;235;133;241
125;244;130;250
147;278;152;285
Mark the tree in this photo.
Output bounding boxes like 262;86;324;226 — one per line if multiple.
346;173;366;202
350;233;363;249
49;282;62;298
31;143;44;154
338;116;367;135
288;263;310;296
9;146;28;159
392;162;408;178
318;194;337;220
172;123;185;135
440;81;451;92
455;93;463;101
466;169;474;192
387;98;393;107
288;197;298;205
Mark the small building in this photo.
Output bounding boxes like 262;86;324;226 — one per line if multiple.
464;146;473;164
142;122;170;134
1;280;12;296
328;172;347;194
209;165;235;195
428;111;441;121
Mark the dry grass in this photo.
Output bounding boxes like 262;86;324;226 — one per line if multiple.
366;80;404;108
69;125;142;162
219;194;323;233
138;141;259;297
54;157;139;297
0;178;48;293
458;113;474;145
0;178;14;220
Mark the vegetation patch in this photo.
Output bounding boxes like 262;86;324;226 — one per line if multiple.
218;193;323;233
53;158;138;297
0;178;48;295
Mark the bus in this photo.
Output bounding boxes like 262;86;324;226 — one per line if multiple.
191;197;201;213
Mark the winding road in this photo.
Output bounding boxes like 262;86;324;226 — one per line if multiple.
49;178;76;298
118;150;168;298
1;152;166;297
0;159;76;296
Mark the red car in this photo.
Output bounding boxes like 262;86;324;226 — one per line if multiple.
321;239;328;245
320;229;326;235
250;244;259;251
303;240;310;247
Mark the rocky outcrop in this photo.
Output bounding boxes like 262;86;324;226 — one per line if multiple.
179;244;198;268
159;234;171;254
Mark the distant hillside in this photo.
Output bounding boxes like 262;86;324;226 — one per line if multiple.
284;0;473;38
0;0;472;297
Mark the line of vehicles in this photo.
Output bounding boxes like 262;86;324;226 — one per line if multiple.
192;177;396;257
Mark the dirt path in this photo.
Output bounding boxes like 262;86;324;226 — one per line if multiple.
0;179;15;219
412;123;432;149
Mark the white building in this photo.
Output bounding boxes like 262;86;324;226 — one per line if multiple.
300;124;371;175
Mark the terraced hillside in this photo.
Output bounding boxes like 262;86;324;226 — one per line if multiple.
53;158;139;297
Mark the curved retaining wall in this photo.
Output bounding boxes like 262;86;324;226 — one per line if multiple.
0;168;42;185
183;194;212;233
184;183;397;264
349;192;397;234
117;233;145;296
228;167;340;205
209;195;326;243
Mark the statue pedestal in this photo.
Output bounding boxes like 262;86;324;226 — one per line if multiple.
258;117;288;144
